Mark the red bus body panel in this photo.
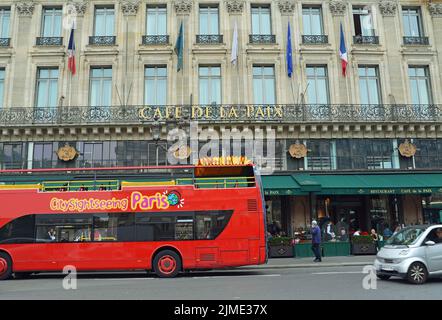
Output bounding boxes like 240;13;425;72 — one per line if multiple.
0;184;267;273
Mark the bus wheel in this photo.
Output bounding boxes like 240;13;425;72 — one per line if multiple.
0;252;12;280
153;250;181;278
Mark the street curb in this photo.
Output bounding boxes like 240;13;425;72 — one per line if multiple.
238;262;374;270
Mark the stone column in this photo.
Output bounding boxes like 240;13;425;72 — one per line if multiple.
174;0;192;106
428;3;442;104
12;1;35;107
378;0;405;103
119;0;140;106
225;0;244;104
278;0;296;105
66;1;88;107
329;0;349;104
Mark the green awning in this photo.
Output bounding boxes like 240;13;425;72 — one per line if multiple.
262;175;305;196
295;173;442;195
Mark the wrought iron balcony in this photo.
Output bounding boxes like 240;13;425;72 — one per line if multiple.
302;35;328;44
249;34;276;44
0;38;10;47
1;104;441;126
36;37;63;46
141;35;169;45
89;36;116;46
196;34;223;44
403;36;429;45
353;35;379;45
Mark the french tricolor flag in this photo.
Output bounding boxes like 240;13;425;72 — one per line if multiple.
67;22;76;75
339;23;348;77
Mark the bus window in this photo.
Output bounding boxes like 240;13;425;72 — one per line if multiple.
175;217;194;240
35;215;92;242
0;215;35;244
92;213;135;242
195;211;233;240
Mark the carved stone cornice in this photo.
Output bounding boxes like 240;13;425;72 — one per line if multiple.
67;1;89;16
16;0;35;17
120;0;140;16
329;0;347;16
225;0;245;14
174;0;193;15
428;3;442;18
379;0;398;17
278;0;296;15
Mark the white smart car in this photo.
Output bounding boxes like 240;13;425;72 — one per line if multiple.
374;224;442;284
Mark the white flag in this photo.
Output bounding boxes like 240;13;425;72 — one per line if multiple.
231;21;238;66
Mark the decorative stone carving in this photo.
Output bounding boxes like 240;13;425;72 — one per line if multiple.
329;0;347;16
16;0;35;17
278;0;296;15
174;0;193;15
67;1;88;16
120;0;140;16
225;0;245;14
379;0;398;17
428;3;442;18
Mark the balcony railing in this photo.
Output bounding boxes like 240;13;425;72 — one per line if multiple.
302;35;328;44
89;36;116;46
196;34;223;44
249;34;276;44
141;35;169;45
0;104;441;126
403;36;429;45
353;35;379;45
0;38;10;47
36;37;63;46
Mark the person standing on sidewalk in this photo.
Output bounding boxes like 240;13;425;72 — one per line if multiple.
311;220;322;262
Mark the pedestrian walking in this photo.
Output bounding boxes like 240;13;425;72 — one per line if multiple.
311;220;322;262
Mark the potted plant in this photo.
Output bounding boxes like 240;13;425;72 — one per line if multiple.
351;234;377;255
268;236;295;258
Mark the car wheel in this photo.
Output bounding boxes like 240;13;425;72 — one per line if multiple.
407;262;428;285
377;275;391;280
0;252;13;280
153;250;182;278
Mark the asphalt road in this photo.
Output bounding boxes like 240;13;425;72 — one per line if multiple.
1;266;441;300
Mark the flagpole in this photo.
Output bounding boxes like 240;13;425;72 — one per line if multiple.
182;19;184;106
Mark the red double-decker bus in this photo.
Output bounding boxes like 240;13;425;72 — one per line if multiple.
0;162;267;279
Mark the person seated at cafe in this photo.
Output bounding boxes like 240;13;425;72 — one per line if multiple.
338;228;348;241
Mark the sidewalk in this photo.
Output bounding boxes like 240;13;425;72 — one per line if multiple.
239;255;376;270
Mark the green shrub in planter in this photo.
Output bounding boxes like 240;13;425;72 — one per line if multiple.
268;237;294;246
351;236;377;255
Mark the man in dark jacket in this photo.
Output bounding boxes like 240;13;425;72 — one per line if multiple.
311;220;322;262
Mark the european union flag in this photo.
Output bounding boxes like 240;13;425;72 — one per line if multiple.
175;22;184;72
287;22;293;78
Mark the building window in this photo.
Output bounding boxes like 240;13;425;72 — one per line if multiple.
358;66;382;105
251;5;271;35
145;66;167;106
79;142;104;168
0;8;10;39
253;66;275;104
414;140;442;169
41;7;62;37
89;67;112;106
94;7;114;36
305;140;336;170
402;7;423;37
199;6;219;35
408;66;432;105
33;142;57;168
146;6;167;36
199;66;221;105
302;6;323;36
35;68;59;108
116;141;167;166
1;142;26;169
353;6;374;37
306;65;329;104
0;68;4;108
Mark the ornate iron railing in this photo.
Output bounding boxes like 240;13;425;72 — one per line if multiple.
302;35;328;44
249;34;276;44
196;34;223;44
36;37;63;46
353;35;379;45
403;36;429;45
0;38;10;47
0;104;441;126
89;36;116;46
141;35;169;45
